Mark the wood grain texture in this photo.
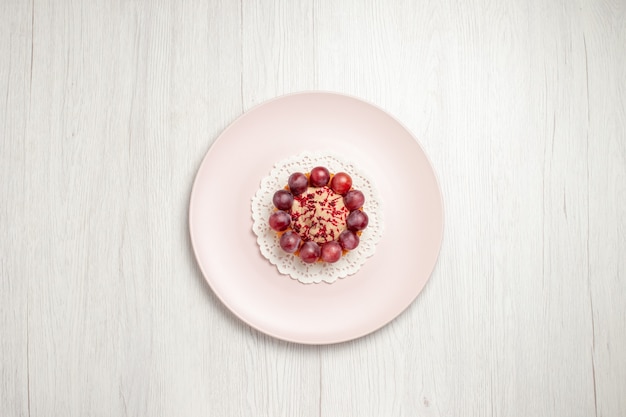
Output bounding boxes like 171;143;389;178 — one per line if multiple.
1;2;32;417
0;0;624;416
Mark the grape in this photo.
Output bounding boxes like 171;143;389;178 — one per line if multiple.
330;172;352;195
346;210;368;231
279;231;301;253
299;241;321;263
321;241;342;263
338;230;360;250
343;190;365;211
288;172;308;195
309;166;330;187
269;211;291;231
273;189;294;210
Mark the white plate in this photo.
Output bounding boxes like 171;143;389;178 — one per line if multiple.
189;92;443;344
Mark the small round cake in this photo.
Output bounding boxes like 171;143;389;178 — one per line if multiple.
268;167;369;264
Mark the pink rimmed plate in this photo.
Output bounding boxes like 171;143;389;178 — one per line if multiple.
189;92;443;344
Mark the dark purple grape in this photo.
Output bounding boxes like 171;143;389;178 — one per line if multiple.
346;210;368;231
299;241;321;263
273;189;294;210
309;166;330;187
269;211;291;231
279;231;301;253
338;230;360;250
320;241;342;263
288;172;308;196
343;190;365;211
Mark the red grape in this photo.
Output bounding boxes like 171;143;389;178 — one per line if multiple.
299;241;321;263
288;172;308;195
309;166;330;187
346;210;368;231
279;231;301;253
320;241;342;263
273;189;294;210
343;190;365;211
330;172;352;195
338;230;360;250
269;211;291;231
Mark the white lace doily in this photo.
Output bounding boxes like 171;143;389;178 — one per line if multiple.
251;151;384;284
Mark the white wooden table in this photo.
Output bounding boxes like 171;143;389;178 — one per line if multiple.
2;0;625;415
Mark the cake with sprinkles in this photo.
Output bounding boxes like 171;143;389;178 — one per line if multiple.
268;166;369;264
